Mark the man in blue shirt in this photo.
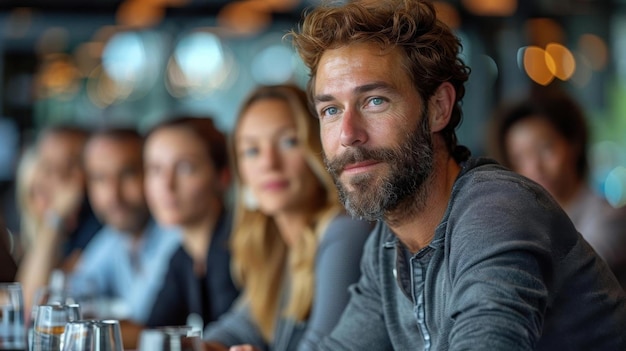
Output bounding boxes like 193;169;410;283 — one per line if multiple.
69;129;180;323
289;0;626;350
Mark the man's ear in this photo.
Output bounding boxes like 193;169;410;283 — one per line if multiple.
428;82;456;133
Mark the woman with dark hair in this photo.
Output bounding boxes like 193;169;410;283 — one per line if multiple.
143;117;239;328
492;90;626;288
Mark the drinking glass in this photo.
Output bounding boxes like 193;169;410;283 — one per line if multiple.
0;283;26;351
61;320;123;351
32;304;81;351
138;326;201;351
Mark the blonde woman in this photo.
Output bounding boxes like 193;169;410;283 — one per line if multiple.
203;85;372;351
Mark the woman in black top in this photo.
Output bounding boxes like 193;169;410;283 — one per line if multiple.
143;117;239;328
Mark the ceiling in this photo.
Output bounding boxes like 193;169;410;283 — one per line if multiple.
0;0;311;18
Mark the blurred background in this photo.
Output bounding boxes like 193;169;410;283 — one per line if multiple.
0;0;625;225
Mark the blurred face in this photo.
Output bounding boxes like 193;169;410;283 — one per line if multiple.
505;115;578;200
314;42;434;220
236;98;321;216
38;133;86;189
144;127;222;227
84;137;149;233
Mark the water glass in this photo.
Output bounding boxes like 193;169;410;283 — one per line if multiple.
0;283;26;351
138;326;201;351
61;320;123;351
32;304;81;351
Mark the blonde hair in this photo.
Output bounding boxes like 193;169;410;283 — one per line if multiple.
16;147;41;252
230;84;341;341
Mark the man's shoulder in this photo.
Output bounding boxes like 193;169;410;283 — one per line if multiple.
453;157;555;207
445;157;573;238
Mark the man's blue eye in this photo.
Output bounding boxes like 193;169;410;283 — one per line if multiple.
371;97;383;105
324;107;338;116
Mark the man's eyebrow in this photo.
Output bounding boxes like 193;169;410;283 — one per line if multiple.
313;94;334;104
314;81;395;104
354;82;394;95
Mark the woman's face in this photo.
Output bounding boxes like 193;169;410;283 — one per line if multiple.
144;127;222;227
505;115;578;200
236;98;321;217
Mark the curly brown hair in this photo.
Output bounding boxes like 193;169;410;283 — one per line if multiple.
288;0;470;156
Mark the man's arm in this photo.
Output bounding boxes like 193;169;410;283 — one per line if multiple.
445;180;561;349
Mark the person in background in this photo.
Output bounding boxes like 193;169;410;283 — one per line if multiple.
491;90;626;288
143;117;239;329
68;128;180;323
202;85;372;351
17;125;102;314
288;0;626;349
12;147;43;262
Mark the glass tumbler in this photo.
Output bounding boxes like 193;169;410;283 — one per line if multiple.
0;283;26;351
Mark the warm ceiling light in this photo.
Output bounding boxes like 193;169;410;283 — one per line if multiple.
433;1;461;29
262;0;300;12
462;0;517;16
525;18;564;48
523;46;555;86
218;1;271;36
116;0;164;28
545;43;576;81
35;54;80;99
578;34;608;71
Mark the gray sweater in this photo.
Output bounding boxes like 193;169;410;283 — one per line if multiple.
320;158;626;350
203;214;372;350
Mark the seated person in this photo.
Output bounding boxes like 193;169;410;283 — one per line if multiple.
143;117;240;328
287;1;626;349
203;85;372;351
68;128;180;322
492;90;626;288
17;125;102;313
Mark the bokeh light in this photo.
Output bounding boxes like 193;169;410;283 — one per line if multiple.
167;31;237;98
218;1;271;36
525;18;564;48
251;45;296;85
522;46;555;86
578;34;609;71
604;166;626;208
116;0;165;28
462;0;517;16
35;54;81;99
545;43;576;81
434;1;461;29
102;32;147;85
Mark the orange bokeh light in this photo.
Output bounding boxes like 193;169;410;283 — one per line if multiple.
545;43;576;80
523;46;554;86
578;34;608;71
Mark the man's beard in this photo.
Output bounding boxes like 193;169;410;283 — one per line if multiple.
324;108;434;222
